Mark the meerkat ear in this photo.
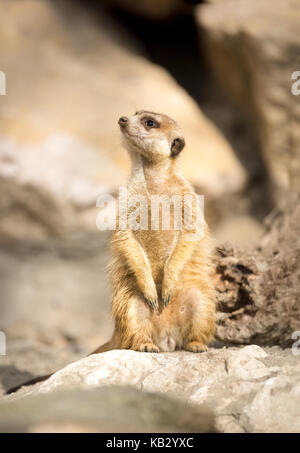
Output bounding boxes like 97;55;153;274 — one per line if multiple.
171;137;185;157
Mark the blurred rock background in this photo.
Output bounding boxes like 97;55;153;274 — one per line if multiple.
0;0;299;432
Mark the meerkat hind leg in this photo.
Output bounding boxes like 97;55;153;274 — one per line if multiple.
120;294;160;353
177;287;214;353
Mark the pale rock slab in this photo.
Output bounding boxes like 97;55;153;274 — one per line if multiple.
225;346;270;380
245;376;300;433
7;346;299;433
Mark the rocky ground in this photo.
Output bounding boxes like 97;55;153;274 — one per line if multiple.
1;345;299;433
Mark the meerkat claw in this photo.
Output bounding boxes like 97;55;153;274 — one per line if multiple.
162;295;171;307
146;297;159;311
140;343;160;353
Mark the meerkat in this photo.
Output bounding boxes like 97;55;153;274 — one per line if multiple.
93;110;216;354
6;111;216;395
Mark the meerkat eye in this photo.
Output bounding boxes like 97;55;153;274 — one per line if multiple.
142;117;159;129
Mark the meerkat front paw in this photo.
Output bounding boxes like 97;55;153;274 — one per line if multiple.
162;294;171;307
144;291;159;311
145;296;159;312
139;342;160;353
141;279;159;311
161;275;175;307
184;341;208;353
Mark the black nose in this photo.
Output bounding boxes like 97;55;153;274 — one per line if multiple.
118;116;128;127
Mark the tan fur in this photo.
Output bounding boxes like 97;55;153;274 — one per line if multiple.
92;111;216;354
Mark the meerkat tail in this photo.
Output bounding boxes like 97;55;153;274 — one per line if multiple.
89;340;114;355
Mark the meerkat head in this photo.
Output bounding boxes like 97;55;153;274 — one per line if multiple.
118;110;185;163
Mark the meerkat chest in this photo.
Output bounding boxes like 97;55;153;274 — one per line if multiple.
145;179;184;231
134;199;177;278
135;229;176;273
130;174;185;274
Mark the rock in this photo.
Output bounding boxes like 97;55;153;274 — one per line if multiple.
0;339;80;396
0;241;113;358
245;376;300;433
225;347;270;380
215;416;244;434
237;345;268;359
215;195;300;345
6;346;299;433
0;386;216;433
0;135;124;246
197;0;300;197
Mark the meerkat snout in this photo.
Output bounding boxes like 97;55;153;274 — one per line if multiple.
118;110;185;162
118;116;128;128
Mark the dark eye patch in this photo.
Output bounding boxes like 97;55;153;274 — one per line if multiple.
141;116;159;129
